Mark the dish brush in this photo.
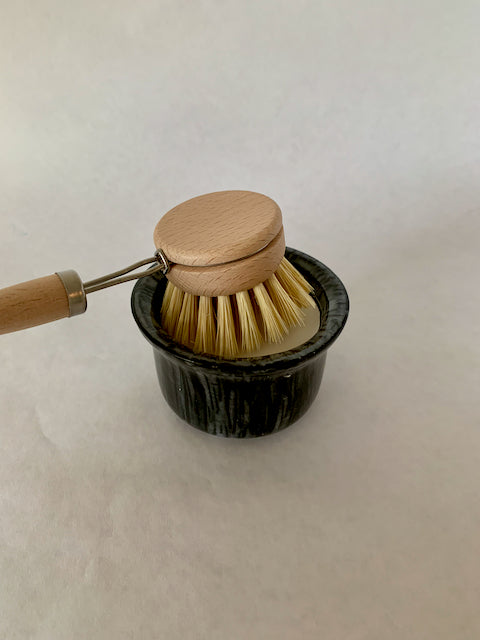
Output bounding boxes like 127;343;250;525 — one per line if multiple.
153;190;315;358
0;190;314;358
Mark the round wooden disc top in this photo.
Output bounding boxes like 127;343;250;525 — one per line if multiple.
153;190;283;267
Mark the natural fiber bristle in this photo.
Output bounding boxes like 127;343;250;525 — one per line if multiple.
194;295;216;354
265;274;305;328
280;257;313;293
162;279;174;312
216;295;238;358
160;256;315;358
161;281;184;335
276;257;315;309
174;292;198;347
235;290;262;352
252;282;287;343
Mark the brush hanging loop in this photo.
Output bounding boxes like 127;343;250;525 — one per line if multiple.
83;251;170;294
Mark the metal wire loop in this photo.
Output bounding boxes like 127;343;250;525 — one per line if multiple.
154;248;170;275
83;249;171;295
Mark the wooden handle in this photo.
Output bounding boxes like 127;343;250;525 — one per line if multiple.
0;273;82;335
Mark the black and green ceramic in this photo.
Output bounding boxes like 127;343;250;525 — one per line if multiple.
131;248;349;438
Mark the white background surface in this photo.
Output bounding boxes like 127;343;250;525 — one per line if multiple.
1;1;479;638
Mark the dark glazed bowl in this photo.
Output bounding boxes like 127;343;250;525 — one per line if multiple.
131;248;349;438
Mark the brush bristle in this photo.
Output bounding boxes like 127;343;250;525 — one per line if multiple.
265;273;305;328
160;256;315;357
252;282;287;343
174;292;198;347
194;295;216;354
216;295;238;358
275;257;315;308
235;290;262;352
161;280;184;335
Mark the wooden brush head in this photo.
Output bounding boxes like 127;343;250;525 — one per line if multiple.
153;191;286;296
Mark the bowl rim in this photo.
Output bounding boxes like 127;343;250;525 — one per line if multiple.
131;247;349;376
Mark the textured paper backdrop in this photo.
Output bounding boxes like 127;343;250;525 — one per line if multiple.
1;2;479;638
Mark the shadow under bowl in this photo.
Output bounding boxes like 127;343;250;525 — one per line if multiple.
131;247;349;438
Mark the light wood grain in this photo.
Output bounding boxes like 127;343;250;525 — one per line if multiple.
0;274;70;335
166;228;286;296
153;190;283;267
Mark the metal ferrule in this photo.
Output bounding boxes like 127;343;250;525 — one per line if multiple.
56;270;87;317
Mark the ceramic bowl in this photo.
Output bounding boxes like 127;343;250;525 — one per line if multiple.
131;247;349;437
